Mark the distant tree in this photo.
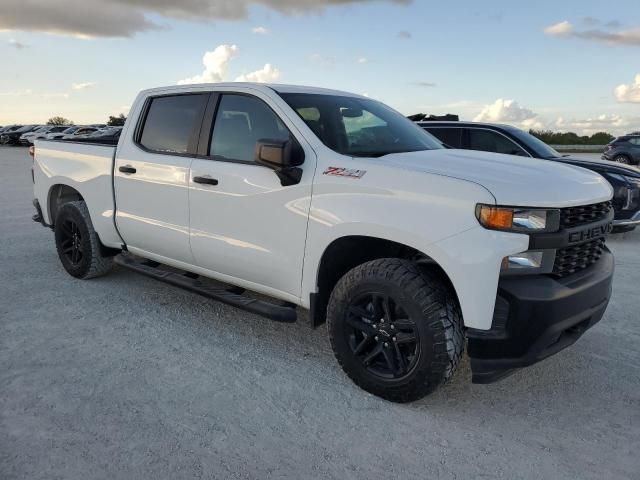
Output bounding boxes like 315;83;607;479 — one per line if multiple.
107;114;127;126
530;129;614;145
47;116;73;126
589;132;615;144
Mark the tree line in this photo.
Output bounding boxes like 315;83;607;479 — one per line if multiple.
46;113;127;127
529;130;615;145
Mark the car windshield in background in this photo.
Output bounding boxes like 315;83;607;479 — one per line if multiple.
505;126;562;159
280;93;442;157
61;127;77;134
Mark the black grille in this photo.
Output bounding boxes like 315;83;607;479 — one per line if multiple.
559;201;612;229
551;201;612;278
553;238;606;277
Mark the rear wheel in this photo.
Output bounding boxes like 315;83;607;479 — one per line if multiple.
54;201;113;279
327;258;464;403
613;154;631;164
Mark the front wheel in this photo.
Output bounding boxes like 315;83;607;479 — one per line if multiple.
327;258;464;403
54;201;113;279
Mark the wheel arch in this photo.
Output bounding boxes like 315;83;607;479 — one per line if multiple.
310;235;460;328
47;184;84;227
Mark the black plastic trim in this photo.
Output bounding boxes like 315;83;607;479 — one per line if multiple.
467;250;614;384
114;254;297;323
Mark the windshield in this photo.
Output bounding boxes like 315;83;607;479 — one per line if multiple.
16;125;35;133
280;93;443;157
504;126;561;158
61;127;77;134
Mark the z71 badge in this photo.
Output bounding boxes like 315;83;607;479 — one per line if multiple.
323;167;367;179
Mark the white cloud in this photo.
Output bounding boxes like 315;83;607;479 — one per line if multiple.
72;81;96;90
357;57;369;64
474;98;538;123
614;74;640;103
178;44;238;84
554;114;638;135
308;53;335;66
235;64;280;83
544;19;640;46
544;20;572;36
252;26;269;34
8;38;27;49
0;89;33;96
0;89;68;99
0;0;409;38
178;44;280;84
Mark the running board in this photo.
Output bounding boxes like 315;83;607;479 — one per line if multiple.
114;255;297;323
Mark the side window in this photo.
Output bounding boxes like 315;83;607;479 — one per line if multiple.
629;138;640;146
468;129;527;156
424;127;463;148
139;94;208;154
210;94;290;162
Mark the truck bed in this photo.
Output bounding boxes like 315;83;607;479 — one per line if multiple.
33;139;122;248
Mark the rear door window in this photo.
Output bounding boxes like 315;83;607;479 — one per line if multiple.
423;127;463;148
139;94;208;154
467;129;527;156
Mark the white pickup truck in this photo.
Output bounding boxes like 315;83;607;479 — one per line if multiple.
31;83;615;402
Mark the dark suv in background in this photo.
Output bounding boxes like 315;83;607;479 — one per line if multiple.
602;135;640;165
418;121;640;232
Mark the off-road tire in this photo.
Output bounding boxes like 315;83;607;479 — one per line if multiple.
327;258;464;403
54;201;113;279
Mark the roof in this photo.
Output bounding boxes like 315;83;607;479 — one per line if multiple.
416;120;515;129
139;82;367;98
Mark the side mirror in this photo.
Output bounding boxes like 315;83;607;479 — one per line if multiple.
255;138;305;186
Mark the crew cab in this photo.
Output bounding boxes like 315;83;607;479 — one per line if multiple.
31;83;615;402
418;121;640;232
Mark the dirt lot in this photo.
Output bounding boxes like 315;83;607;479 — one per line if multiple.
1;146;638;479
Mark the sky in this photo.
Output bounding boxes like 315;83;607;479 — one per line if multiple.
1;0;639;135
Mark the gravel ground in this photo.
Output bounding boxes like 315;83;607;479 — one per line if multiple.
1;146;639;479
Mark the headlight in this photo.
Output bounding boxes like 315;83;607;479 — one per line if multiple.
475;204;560;233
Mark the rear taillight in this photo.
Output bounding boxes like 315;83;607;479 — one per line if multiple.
28;146;35;157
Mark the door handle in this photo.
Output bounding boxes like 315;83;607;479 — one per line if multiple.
193;175;219;186
119;165;137;174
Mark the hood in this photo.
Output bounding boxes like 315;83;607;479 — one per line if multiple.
554;155;640;177
383;149;613;208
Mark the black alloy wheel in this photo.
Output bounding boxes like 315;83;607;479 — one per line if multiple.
58;218;84;266
345;293;419;380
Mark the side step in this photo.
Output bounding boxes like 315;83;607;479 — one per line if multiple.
114;255;297;323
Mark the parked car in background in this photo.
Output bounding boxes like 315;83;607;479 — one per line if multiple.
46;126;79;140
602;135;640;165
77;126;122;145
21;126;72;145
0;125;23;135
29;126;69;144
61;127;98;140
418;121;640;232
0;125;39;145
19;126;49;145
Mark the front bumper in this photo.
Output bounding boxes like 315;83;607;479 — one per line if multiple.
467;250;614;384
